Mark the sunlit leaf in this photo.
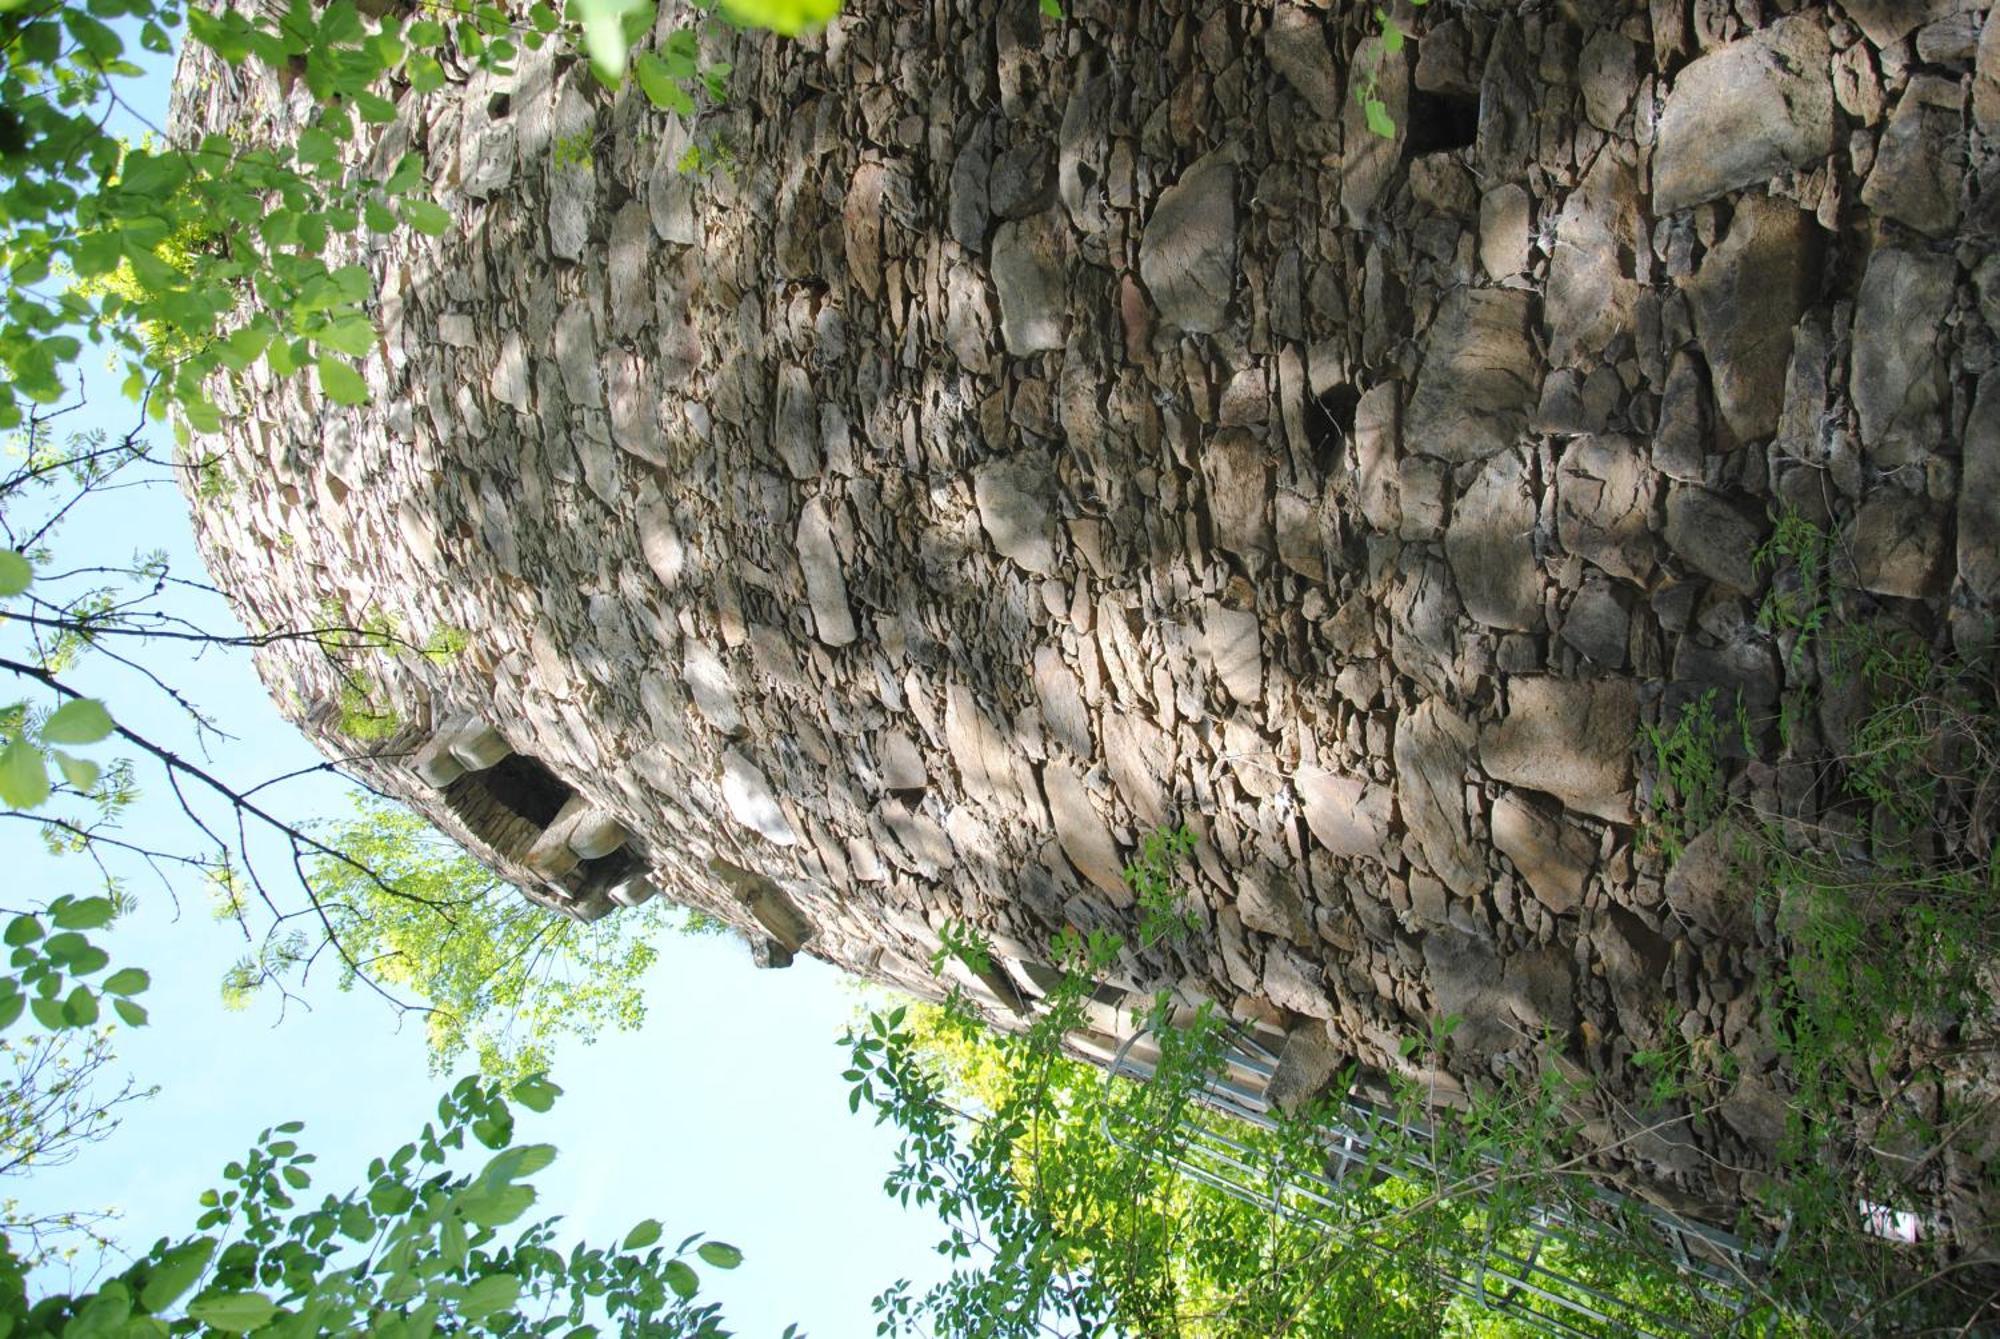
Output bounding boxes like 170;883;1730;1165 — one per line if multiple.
41;698;115;745
187;1291;278;1333
0;739;50;810
316;355;369;406
0;550;30;597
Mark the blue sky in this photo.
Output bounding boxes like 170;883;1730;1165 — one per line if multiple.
2;26;953;1336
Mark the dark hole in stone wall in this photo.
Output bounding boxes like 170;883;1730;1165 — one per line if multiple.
470;753;571;828
1403;86;1480;157
1307;385;1361;475
575;847;640;897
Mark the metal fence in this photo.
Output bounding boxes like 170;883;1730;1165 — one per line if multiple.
1100;1022;1776;1338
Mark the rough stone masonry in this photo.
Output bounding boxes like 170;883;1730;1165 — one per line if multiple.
172;0;2000;1240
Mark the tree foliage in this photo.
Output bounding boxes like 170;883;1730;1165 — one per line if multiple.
0;1072;756;1337
223;796;664;1083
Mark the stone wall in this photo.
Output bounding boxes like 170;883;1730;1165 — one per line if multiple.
172;0;2000;1235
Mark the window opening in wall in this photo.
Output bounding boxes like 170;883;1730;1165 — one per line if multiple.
573;847;641;898
1403;83;1481;157
440;752;575;863
1307;385;1359;475
474;754;570;826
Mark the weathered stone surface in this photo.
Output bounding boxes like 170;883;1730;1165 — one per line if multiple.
1557;436;1657;585
1846;492;1949;599
1265;3;1339;119
974;454;1058;575
721;750;797;846
797;497;858;647
683;643;743;736
1853;249;1956;469
1425;931;1576;1052
1580;31;1638;132
1561;578;1631;667
1238;867;1313;945
1446;448;1541;630
1406;288;1537;462
1843;0;1960;48
1664;485;1765;593
1204;599;1262;706
1596;904;1671;1042
1033;647;1093;759
1653;351;1712;482
989;142;1053;220
1296;766;1393;859
1979;4;2000;137
1045;761;1127;903
1204;429;1273;566
1492;790;1595;915
1394;700;1482;896
1264;945;1334;1020
1653;16;1835;213
1686;195;1819;443
1265;1024;1346;1116
1663;826;1752;940
1862;77;1966;238
1962;373;2000;601
1546;147;1644;369
1479;183;1533;280
1138;150;1237;333
991;208;1071;355
1481;677;1638;823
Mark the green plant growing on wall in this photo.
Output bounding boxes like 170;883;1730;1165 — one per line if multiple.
1125;823;1200;948
1353;0;1429;139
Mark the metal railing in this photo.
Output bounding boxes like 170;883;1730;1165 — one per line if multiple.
1100;1022;1776;1338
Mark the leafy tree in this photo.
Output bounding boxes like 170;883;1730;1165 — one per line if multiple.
0;1072;759;1337
0;1026;155;1266
215;796;669;1083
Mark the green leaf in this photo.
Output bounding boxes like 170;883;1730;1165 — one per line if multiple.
0;739;50;811
1379;18;1404;55
63;986;99;1026
568;0;650;79
51;751;101;793
103;967;148;996
142;1239;218;1312
52;897;114;930
29;997;65;1031
3;916;42;947
623;1218;662;1251
456;1183;533;1227
457;1274;521;1319
634;53;695;114
717;0;838;34
0;551;29;597
316;315;379;356
398;199;452;236
317;355;369;406
509;1074;561;1113
41;699;115;745
696;1241;742;1269
186;1291;278;1333
662;1260;698;1300
0;994;23;1031
1364;96;1396;139
113;998;148;1027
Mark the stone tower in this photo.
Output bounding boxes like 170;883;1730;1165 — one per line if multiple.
172;0;2000;1238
